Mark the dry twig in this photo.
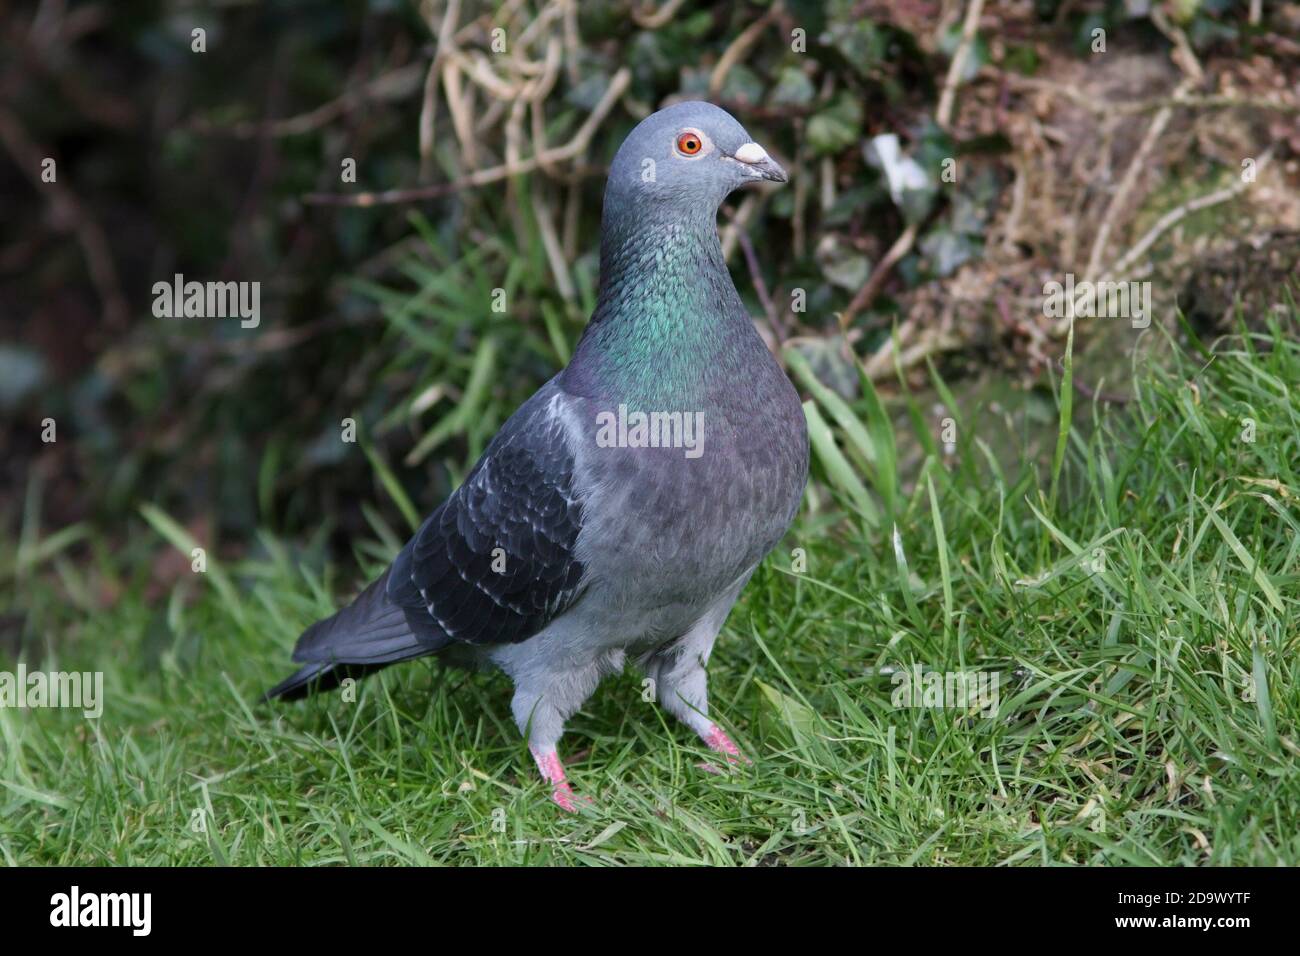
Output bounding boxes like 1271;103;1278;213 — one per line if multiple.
304;67;631;207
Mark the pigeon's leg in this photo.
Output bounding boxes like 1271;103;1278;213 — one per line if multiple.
644;584;751;768
507;655;608;812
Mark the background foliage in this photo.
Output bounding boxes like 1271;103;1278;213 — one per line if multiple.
4;0;1296;561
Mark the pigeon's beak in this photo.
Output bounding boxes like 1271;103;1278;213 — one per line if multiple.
731;142;787;183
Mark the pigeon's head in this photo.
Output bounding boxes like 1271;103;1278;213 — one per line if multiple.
605;101;786;217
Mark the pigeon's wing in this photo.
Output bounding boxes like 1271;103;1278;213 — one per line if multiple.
386;378;588;646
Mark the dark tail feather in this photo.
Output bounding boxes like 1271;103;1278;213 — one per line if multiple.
263;661;395;701
263;568;448;702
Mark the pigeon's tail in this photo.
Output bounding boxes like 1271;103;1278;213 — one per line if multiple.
263;660;399;701
263;568;449;702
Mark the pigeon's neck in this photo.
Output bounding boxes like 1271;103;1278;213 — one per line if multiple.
564;203;761;408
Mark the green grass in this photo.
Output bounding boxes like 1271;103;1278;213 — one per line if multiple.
3;313;1298;865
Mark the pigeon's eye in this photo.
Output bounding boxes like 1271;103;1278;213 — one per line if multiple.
675;132;704;156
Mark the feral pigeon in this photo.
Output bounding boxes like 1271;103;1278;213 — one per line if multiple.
267;101;809;810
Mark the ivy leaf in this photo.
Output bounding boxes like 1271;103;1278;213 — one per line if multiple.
822;16;887;77
770;65;816;107
807;92;862;155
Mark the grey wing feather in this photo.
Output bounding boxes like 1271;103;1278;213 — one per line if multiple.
386;378;588;646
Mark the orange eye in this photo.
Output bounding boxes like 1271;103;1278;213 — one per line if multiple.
676;132;703;155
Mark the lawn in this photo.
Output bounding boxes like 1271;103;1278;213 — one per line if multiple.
3;314;1297;866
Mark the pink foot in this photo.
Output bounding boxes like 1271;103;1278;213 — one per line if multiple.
703;724;751;766
531;747;593;812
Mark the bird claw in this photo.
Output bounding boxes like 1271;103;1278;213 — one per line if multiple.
704;725;751;765
550;781;594;812
532;747;594;813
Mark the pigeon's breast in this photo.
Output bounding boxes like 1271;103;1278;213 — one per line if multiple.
562;357;808;638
